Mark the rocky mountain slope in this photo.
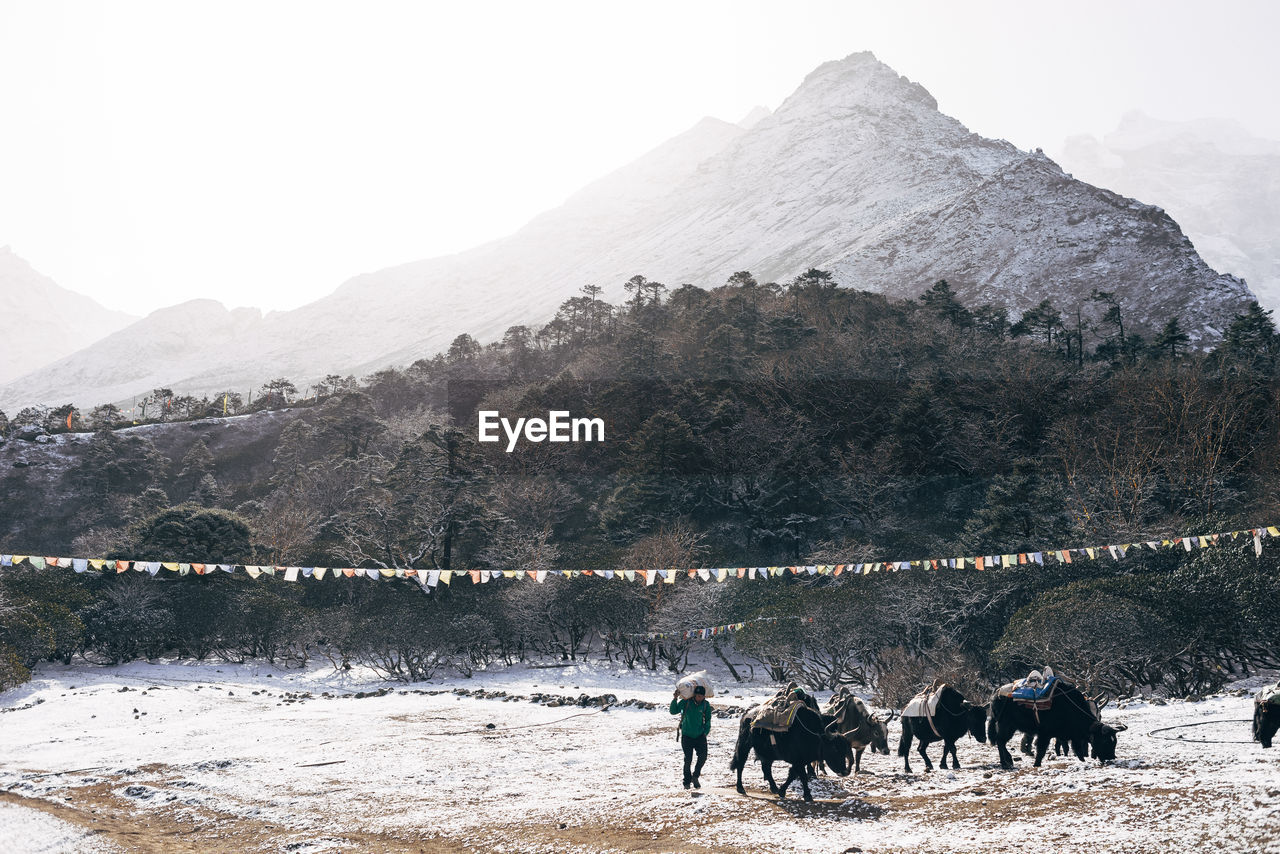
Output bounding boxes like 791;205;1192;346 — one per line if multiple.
1059;111;1280;312
0;247;136;387
1;53;1255;410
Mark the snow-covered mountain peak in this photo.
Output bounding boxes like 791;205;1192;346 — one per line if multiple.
1;55;1257;410
788;51;939;116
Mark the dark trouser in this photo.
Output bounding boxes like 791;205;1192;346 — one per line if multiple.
681;734;708;782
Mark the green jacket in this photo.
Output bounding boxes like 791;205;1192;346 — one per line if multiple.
670;697;712;737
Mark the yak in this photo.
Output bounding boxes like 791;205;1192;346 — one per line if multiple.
989;680;1126;769
823;687;890;774
730;703;854;801
897;684;987;773
1255;693;1279;748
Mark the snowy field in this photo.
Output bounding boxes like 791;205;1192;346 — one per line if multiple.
1;658;1277;853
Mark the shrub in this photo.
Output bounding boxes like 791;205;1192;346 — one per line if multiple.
0;644;30;691
80;579;175;664
992;579;1179;697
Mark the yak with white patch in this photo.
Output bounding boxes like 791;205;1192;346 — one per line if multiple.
897;684;987;773
823;687;891;774
730;704;854;801
989;680;1125;769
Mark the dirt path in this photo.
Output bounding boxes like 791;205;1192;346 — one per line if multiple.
9;765;1274;854
1;786;474;853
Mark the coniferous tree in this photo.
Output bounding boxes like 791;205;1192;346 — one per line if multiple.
919;279;972;327
258;378;297;408
1010;300;1062;349
89;403;122;429
75;430;169;503
177;439;215;496
961;460;1074;554
317;391;386;459
1152;317;1191;360
191;473;227;507
971;303;1010;337
1219;301;1279;373
270;421;317;487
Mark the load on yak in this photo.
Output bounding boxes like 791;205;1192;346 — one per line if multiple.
988;668;1126;769
1254;682;1280;748
730;684;854;801
822;687;891;774
897;682;987;773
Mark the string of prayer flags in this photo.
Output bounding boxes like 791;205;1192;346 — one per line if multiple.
1;524;1275;587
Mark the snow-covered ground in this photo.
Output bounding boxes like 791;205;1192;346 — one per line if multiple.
0;801;122;853
1;658;1277;853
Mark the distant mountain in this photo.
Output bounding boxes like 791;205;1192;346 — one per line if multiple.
1058;111;1280;311
0;247;137;388
1;53;1254;411
3;299;265;409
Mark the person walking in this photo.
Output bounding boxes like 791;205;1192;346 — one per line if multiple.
670;684;712;788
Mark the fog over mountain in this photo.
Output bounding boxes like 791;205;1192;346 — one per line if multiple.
0;247;137;387
1059;111;1280;312
0;53;1255;411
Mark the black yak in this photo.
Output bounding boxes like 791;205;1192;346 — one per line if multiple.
989;680;1126;769
1255;691;1279;748
729;704;854;801
897;684;987;773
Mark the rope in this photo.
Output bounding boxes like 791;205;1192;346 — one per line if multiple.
1146;719;1256;744
792;707;832;739
1057;684;1099;720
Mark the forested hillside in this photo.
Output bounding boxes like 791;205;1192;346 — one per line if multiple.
2;273;1278;700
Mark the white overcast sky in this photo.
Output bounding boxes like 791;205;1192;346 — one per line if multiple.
1;0;1277;317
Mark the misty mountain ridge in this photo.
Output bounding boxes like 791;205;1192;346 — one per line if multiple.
1;52;1256;411
1059;111;1280;311
0;247;137;387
